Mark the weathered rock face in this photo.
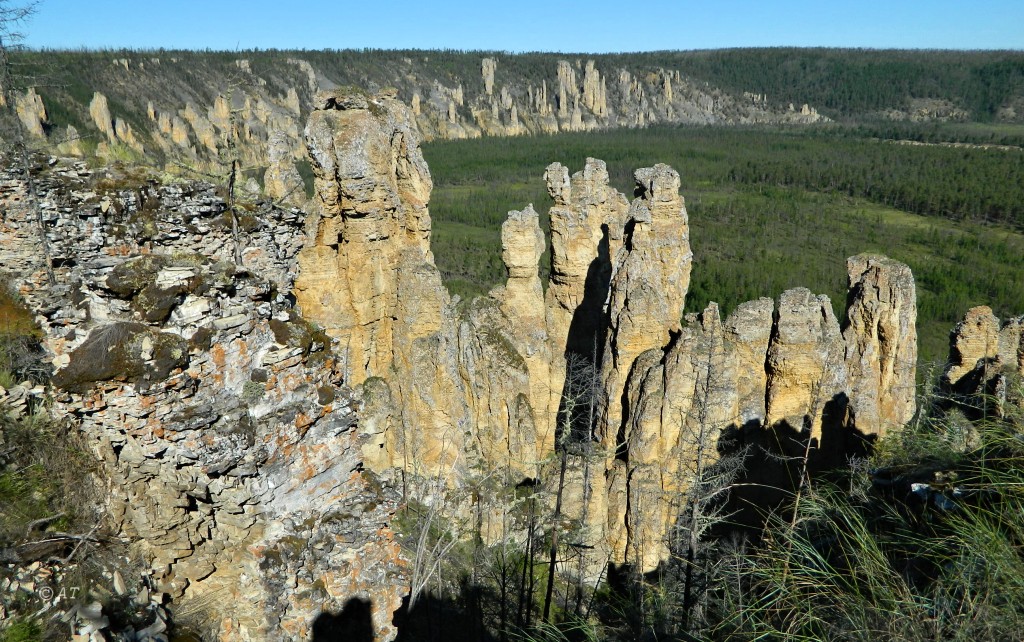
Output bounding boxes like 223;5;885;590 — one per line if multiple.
296;88;435;385
724;297;774;427
290;88;924;579
944;306;1024;401
496;205;552;456
262;131;306;205
542;158;629;451
843;254;917;436
0;159;408;641
601;164;692;448
482;57;497;96
89;91;115;140
543;158;628;354
946;306;1002;389
14;87;47;138
19;52;830;190
616;303;739;571
765;288;847;439
90;91;145;155
296;89;540;478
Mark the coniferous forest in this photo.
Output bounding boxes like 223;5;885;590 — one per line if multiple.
422;123;1024;364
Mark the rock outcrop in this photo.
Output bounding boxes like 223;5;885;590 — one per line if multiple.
0;159;407;641
765;288;847;439
14;87;47;138
843;254;917;436
600;164;692;448
945;306;1024;406
296;89;539;478
15;52;829;184
263;132;306;205
90;91;145;155
291;87;916;577
1;83;928;639
296;88;434;384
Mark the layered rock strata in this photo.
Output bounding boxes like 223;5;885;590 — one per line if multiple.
0;159;407;641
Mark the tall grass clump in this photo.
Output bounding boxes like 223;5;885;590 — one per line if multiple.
717;381;1024;642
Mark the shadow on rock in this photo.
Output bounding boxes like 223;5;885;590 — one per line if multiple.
312;597;374;642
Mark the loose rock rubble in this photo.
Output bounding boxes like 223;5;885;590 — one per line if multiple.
1;157;407;640
2;560;172;642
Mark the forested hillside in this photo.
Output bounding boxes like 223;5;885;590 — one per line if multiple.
662;48;1024;121
18;48;1024;132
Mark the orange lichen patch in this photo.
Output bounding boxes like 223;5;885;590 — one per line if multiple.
298;462;319;483
104;243;133;256
211;344;226;368
233;338;250;360
294;411;315;435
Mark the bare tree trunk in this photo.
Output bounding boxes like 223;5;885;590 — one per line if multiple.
543;449;568;623
227;158;243;266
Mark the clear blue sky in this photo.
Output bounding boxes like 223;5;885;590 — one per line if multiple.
17;0;1024;52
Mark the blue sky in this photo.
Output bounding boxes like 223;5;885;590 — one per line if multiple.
18;0;1024;52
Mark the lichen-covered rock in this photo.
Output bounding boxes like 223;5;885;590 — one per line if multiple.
51;321;189;393
0;157;407;642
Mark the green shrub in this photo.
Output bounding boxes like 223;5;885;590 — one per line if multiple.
0;617;43;642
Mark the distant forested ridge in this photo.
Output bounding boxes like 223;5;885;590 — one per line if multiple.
661;48;1024;121
5;48;1023;175
18;48;1024;132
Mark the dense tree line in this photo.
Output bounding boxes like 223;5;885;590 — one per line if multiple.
659;48;1024;121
